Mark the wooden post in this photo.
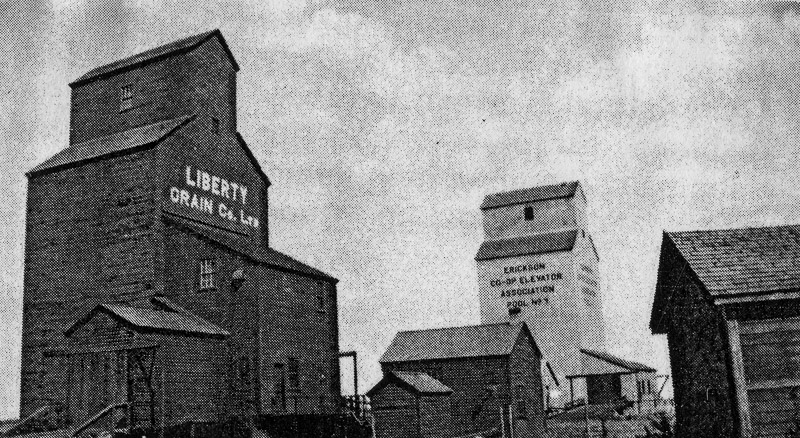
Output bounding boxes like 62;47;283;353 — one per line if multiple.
339;351;358;395
569;378;575;406
726;318;752;438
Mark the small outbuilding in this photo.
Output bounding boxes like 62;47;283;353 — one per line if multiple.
46;295;230;433
377;321;545;438
564;349;657;412
651;225;800;438
367;371;453;438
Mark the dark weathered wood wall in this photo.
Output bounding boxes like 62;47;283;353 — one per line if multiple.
740;317;800;437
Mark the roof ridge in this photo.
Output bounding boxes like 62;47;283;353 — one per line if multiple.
162;214;337;282
580;348;655;372
72;114;193;147
394;321;510;334
667;223;800;236
480;181;580;209
71;29;238;87
28;114;194;176
482;228;579;243
487;180;578;197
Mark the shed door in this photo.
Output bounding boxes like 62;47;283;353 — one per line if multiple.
740;317;800;437
68;351;127;425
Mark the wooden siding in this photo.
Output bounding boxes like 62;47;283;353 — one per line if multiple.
161;225;340;416
21;30;339;428
63;309;228;428
383;357;508;436
21;148;159;416
382;331;544;437
371;384;420;438
658;247;737;438
509;328;545;437
739;316;800;437
69;37;236;145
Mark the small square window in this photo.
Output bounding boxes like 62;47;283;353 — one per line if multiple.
524;206;534;221
199;259;215;289
120;85;134;111
211;117;220;135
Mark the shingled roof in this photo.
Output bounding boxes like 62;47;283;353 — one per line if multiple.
380;322;540;363
651;224;800;332
366;371;453;397
70;29;238;87
480;181;580;210
28;115;193;176
475;229;578;261
566;349;655;378
66;297;229;339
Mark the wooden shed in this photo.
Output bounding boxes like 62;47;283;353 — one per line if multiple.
367;371;453;438
564;349;657;412
378;322;545;438
651;225;800;437
47;295;229;433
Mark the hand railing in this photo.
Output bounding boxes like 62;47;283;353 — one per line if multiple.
70;403;128;438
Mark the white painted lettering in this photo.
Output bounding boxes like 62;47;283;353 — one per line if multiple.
186;166;197;187
220;180;230;198
239;186;247;206
230;182;239;202
170;187;180;203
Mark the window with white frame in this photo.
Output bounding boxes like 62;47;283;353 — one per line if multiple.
120;85;134;111
199;259;216;289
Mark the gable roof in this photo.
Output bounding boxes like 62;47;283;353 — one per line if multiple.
480;181;580;210
163;214;337;282
566;349;655;378
475;229;577;261
668;225;800;297
66;297;229;339
651;225;800;332
366;371;453;397
70;29;239;87
380;322;540;363
28;115;193;177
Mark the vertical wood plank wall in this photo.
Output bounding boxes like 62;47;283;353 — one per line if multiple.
739;316;800;437
726;319;752;437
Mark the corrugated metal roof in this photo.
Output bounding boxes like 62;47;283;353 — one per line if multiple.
100;303;229;337
28;115;193;176
392;371;453;394
163;214;337;281
480;181;579;210
67;301;229;338
70;29;239;87
380;322;533;363
667;225;800;297
566;349;655;377
475;229;578;261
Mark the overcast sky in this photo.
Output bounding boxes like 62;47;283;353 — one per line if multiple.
4;0;800;418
